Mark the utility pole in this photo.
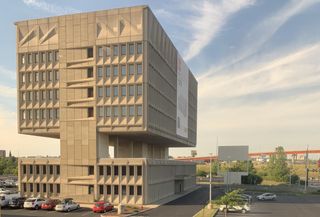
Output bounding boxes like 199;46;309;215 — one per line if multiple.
304;146;309;192
209;153;213;205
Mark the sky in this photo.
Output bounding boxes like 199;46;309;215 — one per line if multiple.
0;0;320;157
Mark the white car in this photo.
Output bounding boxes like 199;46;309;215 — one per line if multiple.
23;197;45;209
0;192;20;207
219;204;250;213
55;200;80;212
256;193;277;201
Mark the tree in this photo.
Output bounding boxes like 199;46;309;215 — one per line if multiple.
267;146;290;182
215;189;245;217
211;161;219;176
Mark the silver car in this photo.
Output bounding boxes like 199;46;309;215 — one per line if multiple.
55;200;79;212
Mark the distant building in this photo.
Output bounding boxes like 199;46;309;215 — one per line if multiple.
0;150;6;158
15;5;197;205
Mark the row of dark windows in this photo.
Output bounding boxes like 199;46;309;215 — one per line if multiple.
22;165;60;175
96;64;142;78
20;71;59;84
96;84;142;98
22;183;60;194
97;43;143;58
20;109;59;121
96;105;142;118
88;165;142;176
21;89;59;102
92;185;142;196
19;51;59;65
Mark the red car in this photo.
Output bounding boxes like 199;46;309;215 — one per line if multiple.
92;201;114;213
41;199;61;210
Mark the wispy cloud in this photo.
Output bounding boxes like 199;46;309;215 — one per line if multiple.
200;0;320;79
184;0;255;61
22;0;80;15
0;65;15;80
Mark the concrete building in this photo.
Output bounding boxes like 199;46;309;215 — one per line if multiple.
15;5;197;205
0;150;6;158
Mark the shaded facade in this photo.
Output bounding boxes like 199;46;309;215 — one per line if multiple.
16;5;197;204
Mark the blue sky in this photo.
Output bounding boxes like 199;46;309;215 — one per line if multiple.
1;0;320;157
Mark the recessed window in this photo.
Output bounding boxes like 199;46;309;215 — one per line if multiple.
88;185;94;194
106;46;111;56
50;184;53;193
129;85;134;96
99;166;104;176
97;87;103;97
137;84;143;96
113;65;118;76
122;166;126;176
129;64;134;75
42;165;46;174
57;184;60;193
34;53;39;63
29;165;33;174
106;166;111;176
137;64;142;74
27;72;32;83
122;185;126;195
107;185;111;194
137;43;142;54
30;183;33;192
113;45;118;56
54;89;59;100
40;109;45;119
129;44;134;55
106;66;111;77
129;105;134;117
48;109;53;119
88;107;94;117
43;184;46;193
36;165;40;174
54;108;59;119
40;90;46;101
105;106;111;117
40;52;46;63
98;47;103;57
88;166;94;175
27;53;32;64
35;110;39;120
137;186;142;195
22;165;27;174
34;72;39;82
121;65;126;76
129;166;134;176
41;71;46;82
99;185;104;194
88;88;94;98
137;105;142;116
113;106;119;117
129;186;134;195
56;165;60;175
113;86;118;97
20;54;25;65
114;165;119;176
97;106;104;117
48;71;53;81
87;47;94;58
48;52;53;62
97;67;103;78
21;73;25;83
34;91;38;101
48;90;53;100
137;166;142;176
54;51;59;62
105;86;111;97
121;85;126;97
87;67;93;78
121;44;126;56
54;70;59;81
114;185;119;195
21;92;26;101
121;106;126;117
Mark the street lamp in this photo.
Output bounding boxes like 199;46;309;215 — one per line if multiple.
209;153;213;208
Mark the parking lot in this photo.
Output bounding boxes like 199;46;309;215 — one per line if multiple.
0;207;106;217
216;194;320;217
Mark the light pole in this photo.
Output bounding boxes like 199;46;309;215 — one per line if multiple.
209;153;213;208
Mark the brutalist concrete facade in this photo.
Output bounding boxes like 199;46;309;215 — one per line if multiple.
15;5;197;205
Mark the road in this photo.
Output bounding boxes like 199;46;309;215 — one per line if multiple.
135;185;224;217
216;194;320;217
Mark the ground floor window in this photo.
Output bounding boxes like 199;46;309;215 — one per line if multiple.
88;185;94;194
137;186;142;195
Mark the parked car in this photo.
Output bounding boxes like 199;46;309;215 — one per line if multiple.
92;201;114;213
0;188;10;194
23;197;46;209
41;199;61;210
55;199;80;212
240;194;252;203
0;192;20;207
9;197;26;208
256;193;277;201
219;204;250;213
